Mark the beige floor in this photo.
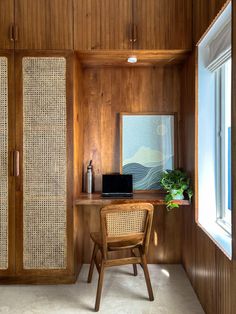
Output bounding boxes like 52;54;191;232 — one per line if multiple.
0;264;204;314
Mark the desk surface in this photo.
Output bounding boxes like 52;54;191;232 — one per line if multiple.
75;193;191;206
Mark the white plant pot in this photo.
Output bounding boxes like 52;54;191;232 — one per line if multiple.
170;190;184;200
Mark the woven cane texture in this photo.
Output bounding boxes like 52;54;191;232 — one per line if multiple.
0;57;8;270
106;210;147;236
23;57;67;269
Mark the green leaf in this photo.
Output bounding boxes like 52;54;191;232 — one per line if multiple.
160;168;194;211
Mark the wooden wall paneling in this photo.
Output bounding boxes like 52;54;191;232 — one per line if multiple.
133;0;192;50
231;262;236;314
82;68;102;191
215;248;231;314
80;65;183;264
181;51;197;284
148;206;183;263
193;0;229;44
14;0;73;50
82;66;181;191
0;1;14;49
195;227;217;314
74;0;133;50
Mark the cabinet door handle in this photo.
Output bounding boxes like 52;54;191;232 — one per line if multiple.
13;151;20;177
9;24;14;41
129;23;133;43
14;24;19;42
133;24;137;43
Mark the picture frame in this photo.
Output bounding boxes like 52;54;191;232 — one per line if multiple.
120;112;178;192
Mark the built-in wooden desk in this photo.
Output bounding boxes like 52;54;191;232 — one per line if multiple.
75;193;191;206
75;193;190;265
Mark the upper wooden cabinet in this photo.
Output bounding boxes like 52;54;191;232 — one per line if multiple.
15;0;73;49
0;0;73;50
74;0;192;51
74;0;133;50
0;0;14;49
133;0;192;50
1;0;192;51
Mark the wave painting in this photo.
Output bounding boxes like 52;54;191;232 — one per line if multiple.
123;159;173;190
122;115;175;190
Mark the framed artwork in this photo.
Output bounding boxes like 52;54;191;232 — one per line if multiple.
120;113;177;191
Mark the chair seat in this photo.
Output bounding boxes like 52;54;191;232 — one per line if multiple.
90;232;143;250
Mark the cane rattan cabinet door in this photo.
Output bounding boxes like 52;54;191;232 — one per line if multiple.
0;57;9;270
0;54;15;276
15;55;71;272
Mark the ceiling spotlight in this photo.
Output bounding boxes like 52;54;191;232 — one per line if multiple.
127;56;137;63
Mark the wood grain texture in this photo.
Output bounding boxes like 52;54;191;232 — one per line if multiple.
82;66;181;191
77;50;190;67
193;0;229;44
15;0;73;49
0;0;14;49
75;193;190;206
133;0;192;50
74;0;133;50
74;0;192;51
73;56;84;276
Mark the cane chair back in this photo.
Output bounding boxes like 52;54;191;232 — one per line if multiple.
100;203;154;259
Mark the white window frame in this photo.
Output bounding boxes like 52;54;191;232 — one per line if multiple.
215;60;232;234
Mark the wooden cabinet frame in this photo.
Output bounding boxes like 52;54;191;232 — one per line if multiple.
0;51;79;283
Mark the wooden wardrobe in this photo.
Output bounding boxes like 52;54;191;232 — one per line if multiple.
0;50;82;283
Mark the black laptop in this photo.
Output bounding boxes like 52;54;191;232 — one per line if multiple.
102;174;133;198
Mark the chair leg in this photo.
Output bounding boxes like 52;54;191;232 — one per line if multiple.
139;249;154;301
131;249;138;276
95;260;105;312
133;264;138;276
87;243;98;283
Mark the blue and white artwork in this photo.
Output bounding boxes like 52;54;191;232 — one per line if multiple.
122;115;175;190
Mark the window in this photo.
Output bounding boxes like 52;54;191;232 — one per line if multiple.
215;58;232;233
197;2;232;257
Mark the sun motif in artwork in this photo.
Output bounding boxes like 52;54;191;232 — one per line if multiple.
156;123;167;136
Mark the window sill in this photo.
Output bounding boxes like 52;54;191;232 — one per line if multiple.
197;220;232;259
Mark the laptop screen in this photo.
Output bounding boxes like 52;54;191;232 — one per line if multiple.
102;174;133;195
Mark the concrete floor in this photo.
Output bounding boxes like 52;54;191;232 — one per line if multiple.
0;264;204;314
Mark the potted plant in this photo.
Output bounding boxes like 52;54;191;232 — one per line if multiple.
160;169;193;210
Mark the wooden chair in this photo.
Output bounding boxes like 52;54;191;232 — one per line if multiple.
87;202;154;311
